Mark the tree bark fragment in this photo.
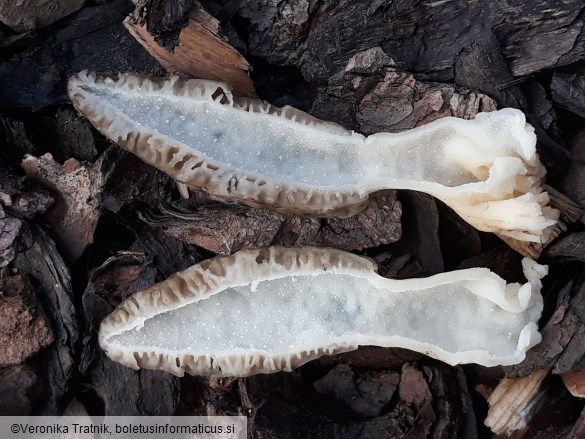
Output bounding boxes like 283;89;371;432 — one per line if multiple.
125;2;255;97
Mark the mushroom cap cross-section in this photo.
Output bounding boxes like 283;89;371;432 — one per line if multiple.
68;71;558;242
99;246;545;377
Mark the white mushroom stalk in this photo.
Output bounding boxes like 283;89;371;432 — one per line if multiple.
68;71;558;242
99;246;545;377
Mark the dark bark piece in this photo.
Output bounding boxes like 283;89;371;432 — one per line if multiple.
239;0;318;65
522;80;557;132
302;0;478;84
0;169;54;219
399;364;432;407
277;191;402;251
314;346;425;371
11;222;77;414
0;108;97;167
391;192;443;276
47;107;98;163
0;0;164;108
313;364;400;418
399;363;436;438
0;0;85;32
131;224;199;277
402;361;478;438
429;364;479;439
437;202;482;271
141;203;282;254
311;48;496;133
90;360;180;416
357;69;496;135
497;3;585;77
238;361;474;438
552;296;585;376
126;2;255;97
140;190;402;254
530;426;573;439
373;253;427;280
175;374;209;415
0;116;38;165
453;30;526;110
99;148;176;215
252;397;416;439
0;205;21;267
568;406;585;439
551;65;585;119
0;275;54;367
81;251;180;415
0;365;40;415
241;0;585;82
135;0;200;50
544;232;585;262
242;372;418;438
559;130;585;209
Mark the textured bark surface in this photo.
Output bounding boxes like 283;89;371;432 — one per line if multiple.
1;0;585;436
0;365;39;415
11;224;78;414
139;190;402;254
551;64;585;119
311;48;498;134
238;0;585;83
0;0;85;32
0;0;164;108
0;275;54;367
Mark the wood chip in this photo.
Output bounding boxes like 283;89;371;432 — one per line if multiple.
140;191;402;254
125;5;255;98
0;275;54;367
485;368;550;436
561;368;585;398
21;153;103;261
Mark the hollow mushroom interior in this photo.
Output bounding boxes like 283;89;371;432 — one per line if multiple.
106;271;540;366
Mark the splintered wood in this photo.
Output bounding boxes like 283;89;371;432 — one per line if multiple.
124;5;255;98
485;368;550;436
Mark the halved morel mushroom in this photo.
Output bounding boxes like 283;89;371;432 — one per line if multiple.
68;71;558;242
99;246;545;377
